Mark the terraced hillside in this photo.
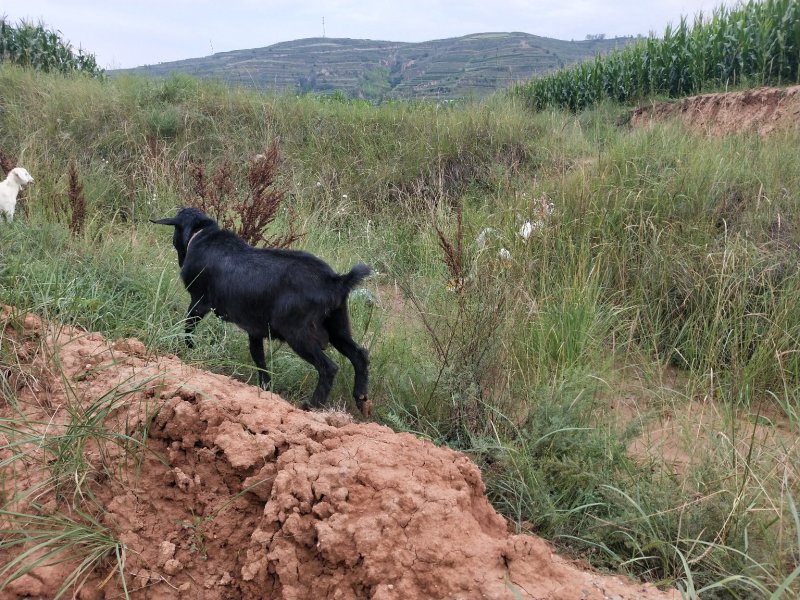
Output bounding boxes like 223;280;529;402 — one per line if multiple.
117;32;633;99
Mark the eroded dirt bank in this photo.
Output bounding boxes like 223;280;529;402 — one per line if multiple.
630;84;800;135
0;309;676;599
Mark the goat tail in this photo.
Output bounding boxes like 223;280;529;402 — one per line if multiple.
339;263;372;295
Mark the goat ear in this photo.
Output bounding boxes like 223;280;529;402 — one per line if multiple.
150;217;179;226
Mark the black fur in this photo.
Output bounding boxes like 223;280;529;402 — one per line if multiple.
152;207;370;413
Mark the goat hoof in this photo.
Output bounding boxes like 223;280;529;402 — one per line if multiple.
356;396;373;418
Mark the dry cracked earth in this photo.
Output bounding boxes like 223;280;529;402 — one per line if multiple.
0;308;678;599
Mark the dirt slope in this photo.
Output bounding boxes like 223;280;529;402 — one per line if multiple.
630;85;800;135
0;309;677;600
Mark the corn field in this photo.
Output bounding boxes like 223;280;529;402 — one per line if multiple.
0;18;103;77
512;0;800;111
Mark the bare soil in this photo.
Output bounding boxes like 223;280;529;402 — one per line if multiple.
0;308;677;599
606;366;799;477
630;85;800;135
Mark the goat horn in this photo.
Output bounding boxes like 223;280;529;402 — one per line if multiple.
150;217;178;225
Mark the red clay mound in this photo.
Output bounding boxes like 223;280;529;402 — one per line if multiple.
630;85;800;136
0;309;677;599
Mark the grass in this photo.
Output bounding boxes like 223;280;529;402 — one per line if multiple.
0;509;127;599
1;62;800;598
0;317;161;598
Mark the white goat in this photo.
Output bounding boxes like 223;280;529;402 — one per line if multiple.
0;167;35;221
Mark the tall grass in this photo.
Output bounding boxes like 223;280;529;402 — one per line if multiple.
0;510;128;599
512;0;800;111
1;64;800;596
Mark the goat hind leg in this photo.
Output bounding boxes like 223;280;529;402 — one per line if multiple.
286;335;338;410
327;309;371;416
329;335;370;414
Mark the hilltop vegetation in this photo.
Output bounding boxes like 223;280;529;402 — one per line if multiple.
1;31;800;599
117;32;633;100
513;0;800;110
0;17;103;77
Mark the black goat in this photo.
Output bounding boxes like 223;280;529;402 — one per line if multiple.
151;207;371;416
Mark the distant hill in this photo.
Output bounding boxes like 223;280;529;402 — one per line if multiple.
115;33;635;100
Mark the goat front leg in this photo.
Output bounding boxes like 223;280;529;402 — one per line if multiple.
304;348;338;410
248;335;271;389
184;301;210;349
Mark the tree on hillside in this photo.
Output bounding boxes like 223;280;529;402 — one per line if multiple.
357;66;392;101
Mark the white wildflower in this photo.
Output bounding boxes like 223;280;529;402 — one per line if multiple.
519;220;545;242
519;221;533;242
499;248;513;264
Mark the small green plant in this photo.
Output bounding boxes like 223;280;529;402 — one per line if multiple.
178;511;208;560
390;199;515;444
175;479;273;562
146;105;181;139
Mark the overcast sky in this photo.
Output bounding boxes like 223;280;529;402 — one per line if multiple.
4;0;736;69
